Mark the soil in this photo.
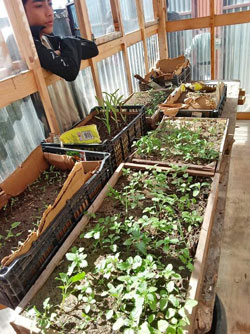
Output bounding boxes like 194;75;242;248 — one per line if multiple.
134;118;227;166
0;166;69;264
83;111;138;141
24;168;212;334
125;90;173;116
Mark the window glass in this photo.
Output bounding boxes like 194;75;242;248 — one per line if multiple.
0;0;27;80
97;51;129;98
215;0;250;14
86;0;115;38
167;28;211;80
147;34;160;69
215;24;250;111
120;0;139;34
128;42;146;92
167;0;210;21
143;0;155;22
0;96;45;182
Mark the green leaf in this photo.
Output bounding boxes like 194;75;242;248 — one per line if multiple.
148;314;155;324
124;329;135;334
131;296;144;325
94;231;100;239
166;308;176;319
139;322;151;334
184;299;198;314
66;253;76;261
136;241;147;255
70;272;86;283
106;309;114;320
84;232;93;239
193;189;199;197
160;298;168;311
169;295;180;307
11;221;21;229
113;317;124;331
166;281;175;293
158;320;169;332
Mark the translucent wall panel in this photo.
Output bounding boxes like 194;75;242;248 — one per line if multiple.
143;0;155;22
128;42;146;92
0;0;27;80
215;24;250;111
167;28;211;80
97;51;129;98
71;67;97;115
86;0;114;38
215;0;250;14
120;0;139;34
0;96;46;182
147;34;160;69
167;0;210;21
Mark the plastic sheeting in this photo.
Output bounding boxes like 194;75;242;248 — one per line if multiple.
0;0;27;81
147;34;160;69
143;0;155;22
0;96;46;182
120;0;139;34
97;51;129;98
128;42;146;92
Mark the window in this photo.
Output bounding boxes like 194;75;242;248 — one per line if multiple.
167;0;210;21
0;0;27;80
120;0;139;34
215;0;250;14
128;42;146;92
143;0;155;22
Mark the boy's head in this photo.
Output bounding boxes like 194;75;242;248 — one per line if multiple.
22;0;54;36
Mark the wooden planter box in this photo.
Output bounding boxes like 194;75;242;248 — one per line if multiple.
130;117;229;176
124;89;172;129
43;106;146;171
11;163;220;334
0;146;111;309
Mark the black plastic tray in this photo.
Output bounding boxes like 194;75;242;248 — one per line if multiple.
176;84;227;118
42;105;146;171
0;149;111;309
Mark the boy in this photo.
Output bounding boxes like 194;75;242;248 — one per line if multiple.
22;0;98;81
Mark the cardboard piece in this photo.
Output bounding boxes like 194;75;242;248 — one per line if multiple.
1;161;100;267
43;152;75;170
0;146;49;197
156;55;186;73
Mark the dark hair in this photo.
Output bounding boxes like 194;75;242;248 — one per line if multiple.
22;0;28;5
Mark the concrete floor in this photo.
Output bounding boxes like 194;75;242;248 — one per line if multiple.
216;120;250;334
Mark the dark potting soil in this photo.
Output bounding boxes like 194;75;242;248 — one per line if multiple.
25;169;212;334
83;112;138;141
0;166;69;264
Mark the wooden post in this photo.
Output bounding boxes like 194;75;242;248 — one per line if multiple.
210;0;215;79
135;0;149;73
74;0;102;101
157;0;168;59
3;0;60;134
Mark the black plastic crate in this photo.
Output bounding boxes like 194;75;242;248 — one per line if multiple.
0;149;111;309
176;84;227;118
42;105;146;171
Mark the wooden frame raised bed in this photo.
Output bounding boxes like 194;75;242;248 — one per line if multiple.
0;146;111;309
124;89;173;129
11;162;220;334
130;117;229;176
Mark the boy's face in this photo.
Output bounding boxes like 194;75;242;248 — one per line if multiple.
24;0;54;35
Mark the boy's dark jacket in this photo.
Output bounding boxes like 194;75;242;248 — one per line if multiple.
31;26;98;81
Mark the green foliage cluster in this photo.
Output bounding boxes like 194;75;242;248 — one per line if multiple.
29;166;211;334
135;119;223;164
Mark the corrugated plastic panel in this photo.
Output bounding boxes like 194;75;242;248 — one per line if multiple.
167;0;209;20
216;0;250;14
127;42;146;92
168;28;211;81
97;51;129;98
0;96;46;182
147;34;160;69
215;24;250;111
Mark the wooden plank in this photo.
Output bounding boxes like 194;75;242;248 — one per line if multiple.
0;71;37;109
157;0;168;59
96;31;122;45
210;0;215;80
214;10;250;27
122;43;133;95
110;0;122;32
166;16;210;32
145;24;158;37
237;112;250;120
